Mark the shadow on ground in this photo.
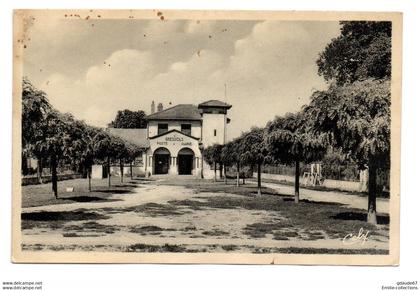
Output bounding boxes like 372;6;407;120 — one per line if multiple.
22;210;109;222
281;197;344;207
59;196;122;203
331;212;390;225
92;189;132;194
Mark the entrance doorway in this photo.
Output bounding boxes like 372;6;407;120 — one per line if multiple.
154;148;170;174
178;148;194;175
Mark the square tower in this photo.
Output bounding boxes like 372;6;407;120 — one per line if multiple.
198;100;232;147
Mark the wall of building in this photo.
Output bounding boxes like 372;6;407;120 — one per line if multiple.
201;113;226;147
145;130;202;177
148;120;201;139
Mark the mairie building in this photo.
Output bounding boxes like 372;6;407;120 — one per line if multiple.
106;100;231;178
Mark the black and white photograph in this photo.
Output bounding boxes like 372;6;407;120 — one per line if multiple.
12;10;401;265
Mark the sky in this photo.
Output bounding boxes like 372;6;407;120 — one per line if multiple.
23;14;341;140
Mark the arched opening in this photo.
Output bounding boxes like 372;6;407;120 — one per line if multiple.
178;148;195;175
153;147;171;175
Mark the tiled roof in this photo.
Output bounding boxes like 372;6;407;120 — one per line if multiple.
145;104;202;121
198;100;232;108
107;128;149;148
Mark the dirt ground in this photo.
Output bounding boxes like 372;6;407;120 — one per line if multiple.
21;178;389;254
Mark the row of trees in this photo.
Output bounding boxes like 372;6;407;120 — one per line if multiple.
22;78;144;198
204;21;391;225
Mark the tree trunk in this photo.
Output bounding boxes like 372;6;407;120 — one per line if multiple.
119;159;124;183
37;157;43;184
219;163;223;179
107;156;111;187
21;153;28;175
224;164;227;184
51;155;58;199
213;161;217;182
236;162;240;187
257;162;261;196
88;165;92;192
294;160;300;203
367;161;378;225
130;162;133;180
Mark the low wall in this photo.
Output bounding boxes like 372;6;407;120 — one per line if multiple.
22;173;83;186
253;172;363;192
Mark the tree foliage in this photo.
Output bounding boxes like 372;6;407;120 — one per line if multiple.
265;112;327;165
239;128;267;195
317;21;391;85
108;109;147;129
22;78;144;195
265;111;327;202
307;79;390;168
314;20;392;224
203;143;223;181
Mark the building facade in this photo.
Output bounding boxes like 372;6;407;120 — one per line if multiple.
108;100;231;178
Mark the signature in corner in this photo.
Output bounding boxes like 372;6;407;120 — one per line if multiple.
342;228;370;245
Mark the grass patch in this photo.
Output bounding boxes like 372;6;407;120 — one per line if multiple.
63;221;117;235
201;229;229;236
243;220;293;238
251;246;389;255
167;186;388;239
102;203;187;217
129;225;164;235
272;232;290;240
126;243;187;252
21;210;110;230
182;225;197;231
22;177;138;208
221;244;239;251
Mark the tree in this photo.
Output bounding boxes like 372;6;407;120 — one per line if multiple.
108;109;147;129
69;122;99;192
265;113;327;203
312;20;391;224
39;110;72;198
203;144;223;182
307;79;390;224
317;21;391;85
22;78;52;183
239;128;267;196
93;131;114;187
125;143;143;180
220;142;234;184
221;139;242;187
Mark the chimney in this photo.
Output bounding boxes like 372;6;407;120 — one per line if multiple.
151;101;155;114
157;102;163;112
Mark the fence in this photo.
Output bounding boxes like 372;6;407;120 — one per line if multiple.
22;173;83;186
254;163;390;193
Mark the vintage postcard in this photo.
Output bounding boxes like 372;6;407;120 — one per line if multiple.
12;10;402;264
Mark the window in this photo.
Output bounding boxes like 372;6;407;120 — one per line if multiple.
214;129;217;136
181;123;191;136
158;123;168;135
